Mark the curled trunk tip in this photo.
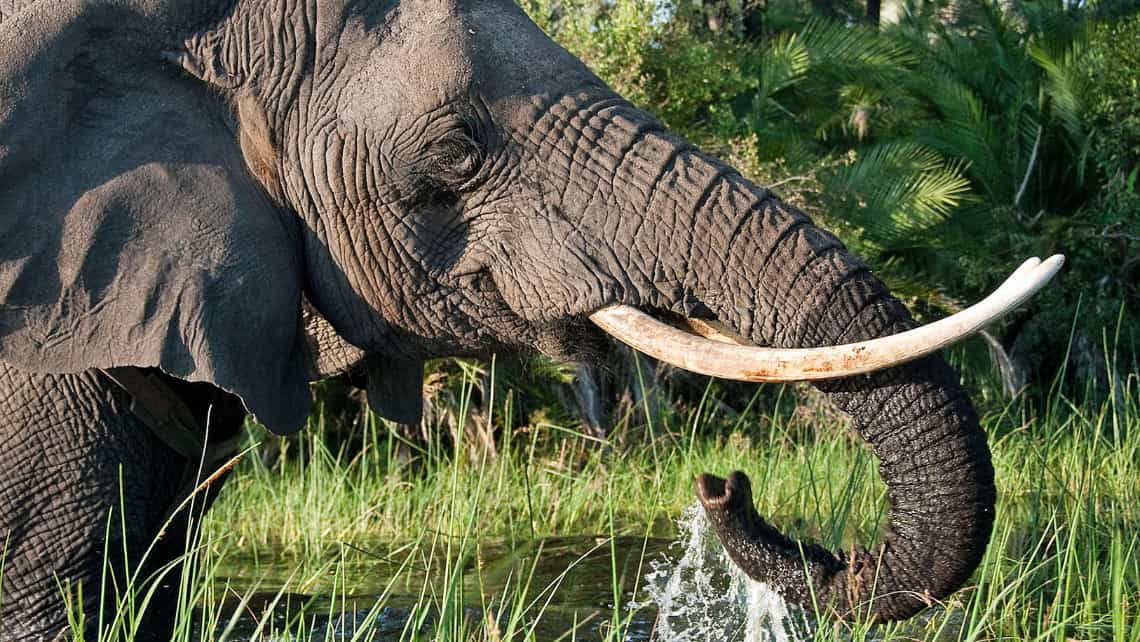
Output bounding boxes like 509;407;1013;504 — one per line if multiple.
696;467;988;622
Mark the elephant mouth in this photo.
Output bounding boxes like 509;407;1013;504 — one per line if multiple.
589;255;1064;382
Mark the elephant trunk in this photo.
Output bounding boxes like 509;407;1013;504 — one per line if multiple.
589;122;995;620
696;358;993;622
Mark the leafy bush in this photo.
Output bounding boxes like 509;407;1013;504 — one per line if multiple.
1086;13;1140;183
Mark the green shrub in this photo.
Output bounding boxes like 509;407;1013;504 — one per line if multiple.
1086;13;1140;181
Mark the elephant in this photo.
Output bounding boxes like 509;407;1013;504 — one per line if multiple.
0;1;1062;639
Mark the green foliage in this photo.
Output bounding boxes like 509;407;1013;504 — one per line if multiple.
821;143;971;251
1085;13;1140;180
902;0;1093;214
520;0;663;108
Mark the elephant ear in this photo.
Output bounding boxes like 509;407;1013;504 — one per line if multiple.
0;9;311;433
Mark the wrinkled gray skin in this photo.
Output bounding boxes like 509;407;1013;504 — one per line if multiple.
0;0;994;638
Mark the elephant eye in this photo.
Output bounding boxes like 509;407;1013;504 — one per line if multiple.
422;126;484;190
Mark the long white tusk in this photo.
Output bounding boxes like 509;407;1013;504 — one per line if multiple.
589;255;1065;382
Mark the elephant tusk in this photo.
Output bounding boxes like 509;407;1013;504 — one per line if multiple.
589;255;1065;382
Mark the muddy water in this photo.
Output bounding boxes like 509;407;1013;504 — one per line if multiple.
203;509;804;641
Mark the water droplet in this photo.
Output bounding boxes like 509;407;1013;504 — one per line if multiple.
632;504;806;642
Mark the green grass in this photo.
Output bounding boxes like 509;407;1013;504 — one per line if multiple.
29;358;1140;641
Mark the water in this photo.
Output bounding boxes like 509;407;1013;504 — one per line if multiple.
202;506;802;641
636;504;802;642
203;536;669;641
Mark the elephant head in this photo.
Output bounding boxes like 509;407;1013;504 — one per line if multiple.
0;0;1060;621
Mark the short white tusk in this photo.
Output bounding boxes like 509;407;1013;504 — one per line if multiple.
589;255;1065;382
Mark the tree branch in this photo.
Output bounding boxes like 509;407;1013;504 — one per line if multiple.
1014;125;1043;209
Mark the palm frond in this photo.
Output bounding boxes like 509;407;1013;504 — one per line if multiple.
759;32;812;97
823;142;972;249
1028;39;1089;144
799;17;919;74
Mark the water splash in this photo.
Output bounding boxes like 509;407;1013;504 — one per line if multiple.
635;504;802;642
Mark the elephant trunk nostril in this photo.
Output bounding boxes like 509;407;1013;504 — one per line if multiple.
695;472;727;505
696;471;750;511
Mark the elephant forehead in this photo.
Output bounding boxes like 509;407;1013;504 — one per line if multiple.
336;3;475;126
